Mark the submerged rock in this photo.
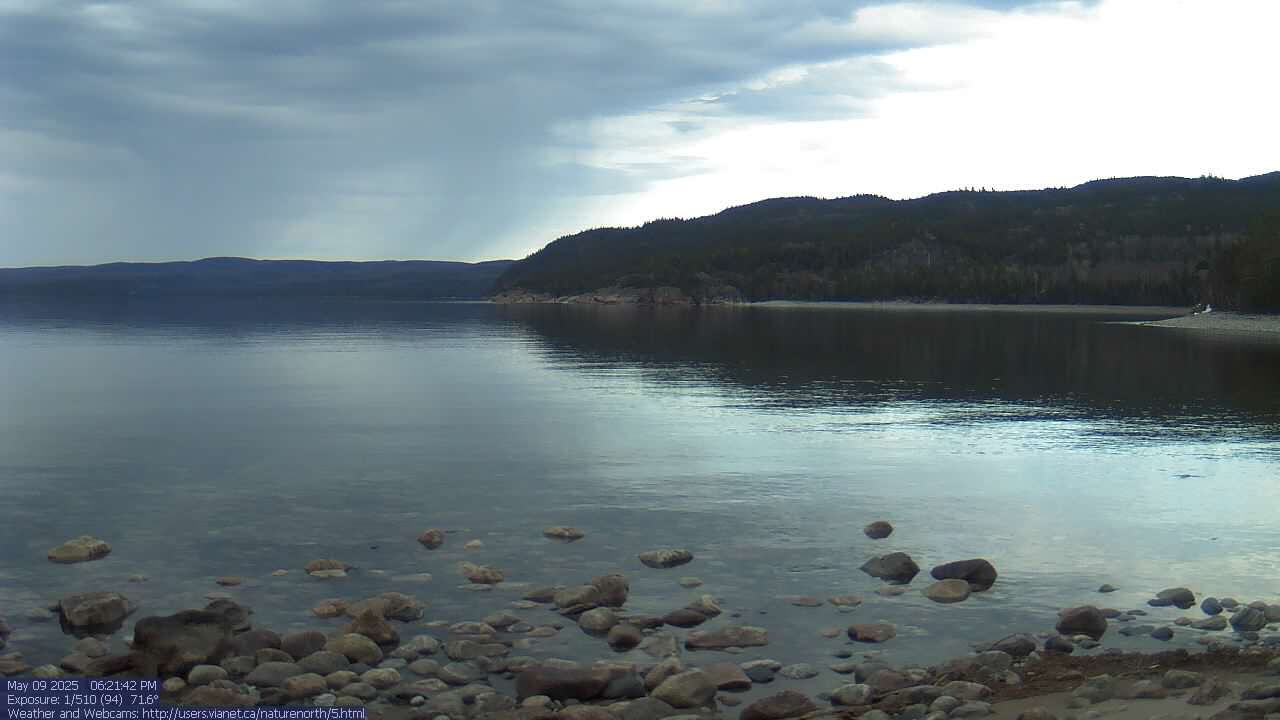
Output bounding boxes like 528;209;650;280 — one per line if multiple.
638;549;694;569
131;608;235;676
924;579;972;604
860;552;920;584
48;536;112;564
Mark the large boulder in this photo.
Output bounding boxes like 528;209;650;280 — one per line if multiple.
48;536;112;564
930;559;998;591
638;549;694;569
1056;606;1107;640
685;625;768;650
740;690;819;720
59;592;133;634
131;609;235;676
859;553;919;584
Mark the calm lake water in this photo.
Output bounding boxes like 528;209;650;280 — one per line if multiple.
1;300;1278;689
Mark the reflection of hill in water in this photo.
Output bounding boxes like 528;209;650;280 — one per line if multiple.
497;304;1280;433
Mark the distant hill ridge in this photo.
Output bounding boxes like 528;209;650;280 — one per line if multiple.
495;173;1280;309
0;256;515;300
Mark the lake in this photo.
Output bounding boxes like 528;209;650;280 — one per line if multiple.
1;300;1278;693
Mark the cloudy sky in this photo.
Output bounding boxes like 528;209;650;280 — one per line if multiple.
1;0;1276;267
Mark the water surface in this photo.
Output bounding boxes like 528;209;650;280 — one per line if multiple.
1;300;1278;688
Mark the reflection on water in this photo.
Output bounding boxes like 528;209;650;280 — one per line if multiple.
1;299;1278;685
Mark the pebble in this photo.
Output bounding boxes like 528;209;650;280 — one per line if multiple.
678;577;702;588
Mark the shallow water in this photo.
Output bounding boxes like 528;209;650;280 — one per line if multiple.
1;300;1278;692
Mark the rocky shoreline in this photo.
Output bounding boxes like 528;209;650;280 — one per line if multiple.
4;527;1280;720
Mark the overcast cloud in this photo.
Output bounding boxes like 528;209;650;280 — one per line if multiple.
1;0;1276;266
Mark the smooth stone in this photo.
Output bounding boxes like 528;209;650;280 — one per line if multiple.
187;665;229;686
360;668;401;689
1150;626;1174;641
325;634;383;665
1201;597;1224;615
282;673;328;699
678;577;703;588
1044;636;1075;654
73;637;108;658
312;599;348;618
161;678;186;693
662;608;709;628
324;671;358;690
990;634;1037;658
1098;584;1117;593
463;540;484;549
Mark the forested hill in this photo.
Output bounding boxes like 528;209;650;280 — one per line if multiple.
0;257;515;300
495;173;1280;309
